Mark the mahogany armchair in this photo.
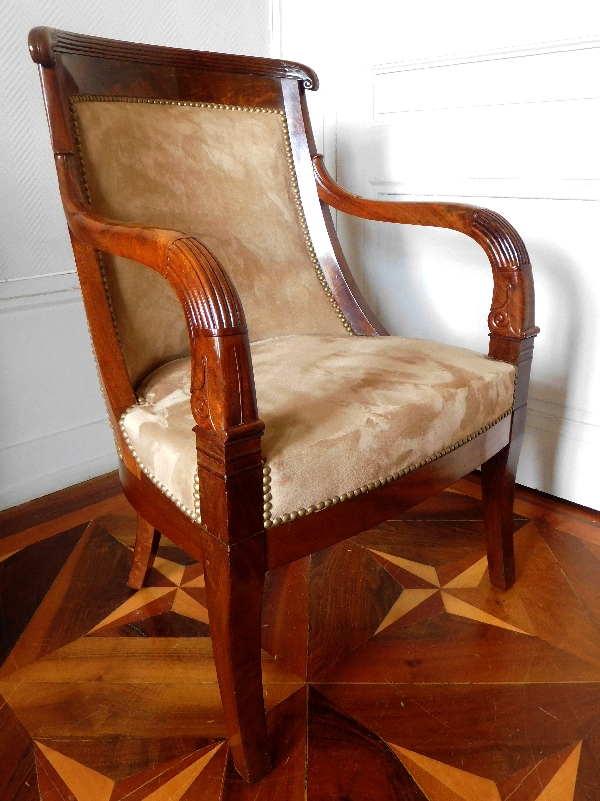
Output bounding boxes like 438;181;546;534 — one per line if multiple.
30;28;538;783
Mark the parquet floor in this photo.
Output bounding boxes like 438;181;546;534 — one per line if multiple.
1;474;600;800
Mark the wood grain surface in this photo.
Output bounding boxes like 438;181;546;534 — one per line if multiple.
1;475;599;798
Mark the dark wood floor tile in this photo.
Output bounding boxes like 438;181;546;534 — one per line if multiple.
0;638;302;740
0;523;135;678
436;550;488;587
0;495;131;565
35;744;77;800
315;683;598;786
182;586;208;607
262;557;310;680
6;680;227;740
182;741;228;801
496;742;579;800
540;514;600;547
583;539;600;562
223;687;307;801
143;566;180;588
182;562;206;584
353;520;497;568
35;735;220;783
0;524;86;669
93;500;137;550
390;486;525;524
539;523;600;633
315;611;600;684
112;741;223;800
495;759;541;800
307;542;401;679
87;589;178;635
0;695;39;801
511;521;600;667
389;742;502;800
157;545;199;566
373;591;445;637
505;479;600;531
574;735;600;801
306;688;428;800
368;552;438;589
91;611;211;638
387;488;487;520
441;586;534;635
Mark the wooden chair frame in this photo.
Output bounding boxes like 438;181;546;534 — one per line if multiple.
30;27;538;783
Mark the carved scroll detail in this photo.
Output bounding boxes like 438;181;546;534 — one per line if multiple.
488;272;522;338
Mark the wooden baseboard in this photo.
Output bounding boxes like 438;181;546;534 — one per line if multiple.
0;470;121;541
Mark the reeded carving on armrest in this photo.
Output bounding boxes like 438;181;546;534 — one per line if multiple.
55;152;262;441
165;238;262;439
313;154;539;343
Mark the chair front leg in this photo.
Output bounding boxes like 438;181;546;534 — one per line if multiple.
480;405;527;590
201;530;271;783
128;515;160;589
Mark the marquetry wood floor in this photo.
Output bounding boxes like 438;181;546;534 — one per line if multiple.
1;474;599;800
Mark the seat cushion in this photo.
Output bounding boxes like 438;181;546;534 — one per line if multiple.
120;336;516;525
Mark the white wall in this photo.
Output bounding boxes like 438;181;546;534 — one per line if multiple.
278;0;600;510
0;0;270;510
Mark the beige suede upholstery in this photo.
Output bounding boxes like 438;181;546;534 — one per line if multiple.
73;98;346;386
120;336;516;525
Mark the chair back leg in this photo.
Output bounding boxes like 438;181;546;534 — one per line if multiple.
128;516;160;590
481;406;527;589
201;530;272;783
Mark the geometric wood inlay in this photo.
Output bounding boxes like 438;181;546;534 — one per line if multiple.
139;743;221;801
2;477;598;799
533;742;581;801
443;555;489;588
389;743;502;800
441;592;530;635
369;550;441;586
35;741;114;801
375;590;438;634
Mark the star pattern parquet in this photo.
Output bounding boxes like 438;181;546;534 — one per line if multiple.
1;474;599;799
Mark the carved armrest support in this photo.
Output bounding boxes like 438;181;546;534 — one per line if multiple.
313;155;540;344
56;152;262;442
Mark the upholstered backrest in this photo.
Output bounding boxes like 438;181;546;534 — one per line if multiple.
72;97;345;386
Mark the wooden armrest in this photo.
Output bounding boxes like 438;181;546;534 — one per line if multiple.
56;152;262;441
313;155;539;343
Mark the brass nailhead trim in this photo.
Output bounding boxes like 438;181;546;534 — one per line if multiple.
119;410;199;523
69;95;354;334
262;406;513;529
120;402;512;529
262;461;273;528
